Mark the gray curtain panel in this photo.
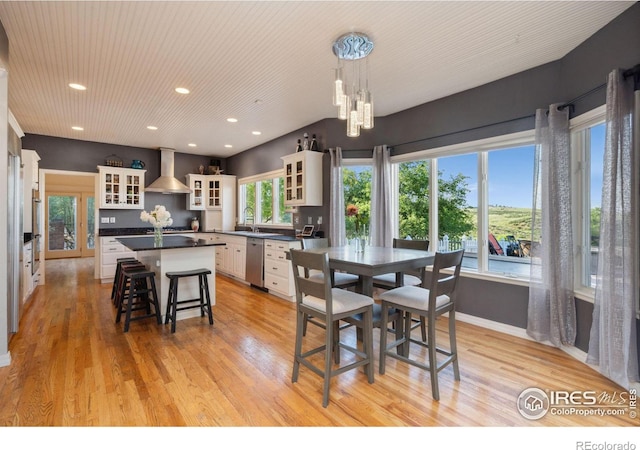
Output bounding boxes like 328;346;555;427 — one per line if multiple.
587;69;639;389
527;103;576;347
329;147;346;247
370;145;397;247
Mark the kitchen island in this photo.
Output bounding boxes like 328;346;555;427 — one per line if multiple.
117;235;224;322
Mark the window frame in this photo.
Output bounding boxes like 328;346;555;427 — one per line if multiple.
569;105;606;302
238;169;292;228
391;130;536;286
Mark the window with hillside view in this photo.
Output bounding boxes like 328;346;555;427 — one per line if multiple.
487;145;535;276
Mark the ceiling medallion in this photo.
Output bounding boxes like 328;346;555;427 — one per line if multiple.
332;32;374;137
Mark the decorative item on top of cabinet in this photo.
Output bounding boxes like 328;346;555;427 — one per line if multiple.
281;150;323;207
97;166;145;209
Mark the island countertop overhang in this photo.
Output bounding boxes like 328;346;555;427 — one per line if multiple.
117;235;225;252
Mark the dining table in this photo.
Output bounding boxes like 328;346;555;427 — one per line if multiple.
298;245;436;296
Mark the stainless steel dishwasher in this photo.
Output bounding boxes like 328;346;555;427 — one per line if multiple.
245;238;264;288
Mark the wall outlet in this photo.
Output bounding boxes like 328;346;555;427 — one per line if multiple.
109;217;116;223
308;216;312;224
317;216;322;225
100;217;109;224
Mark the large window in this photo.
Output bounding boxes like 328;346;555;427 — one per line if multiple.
486;145;535;276
238;170;291;227
343;164;371;239
339;108;605;295
573;119;606;290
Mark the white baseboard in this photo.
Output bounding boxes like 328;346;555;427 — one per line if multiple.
0;351;11;368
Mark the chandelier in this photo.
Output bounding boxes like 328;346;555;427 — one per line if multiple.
332;32;374;137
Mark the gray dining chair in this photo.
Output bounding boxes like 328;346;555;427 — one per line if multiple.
301;237;360;337
373;238;430;341
290;248;375;408
378;249;464;401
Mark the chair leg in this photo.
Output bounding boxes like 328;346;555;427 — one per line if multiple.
164;278;174;325
449;310;460;381
379;302;389;374
292;309;304;383
322;321;334;408
148;276;162;325
202;274;214;325
428;314;439;401
364;307;374;383
333;320;340;364
420;315;427;342
403;312;412;356
302;313;308;336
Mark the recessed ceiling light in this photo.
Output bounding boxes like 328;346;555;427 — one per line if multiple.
226;118;238;123
175;87;190;94
71;126;84;131
188;143;197;147
224;144;233;148
69;83;86;91
252;131;262;135
147;125;158;130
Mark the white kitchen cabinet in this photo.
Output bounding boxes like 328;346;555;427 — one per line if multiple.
22;149;40;234
185;174;206;210
22;241;34;301
186;174;236;211
97;236;137;283
97;166;145;209
22;149;40;191
264;239;301;301
281;151;323;207
211;233;246;280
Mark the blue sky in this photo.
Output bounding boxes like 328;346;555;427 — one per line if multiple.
438;122;606;209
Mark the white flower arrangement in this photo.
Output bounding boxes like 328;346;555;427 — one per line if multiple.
140;205;173;228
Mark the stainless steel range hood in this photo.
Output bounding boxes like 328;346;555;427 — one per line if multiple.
145;148;192;194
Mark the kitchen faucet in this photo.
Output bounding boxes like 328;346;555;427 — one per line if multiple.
243;206;256;232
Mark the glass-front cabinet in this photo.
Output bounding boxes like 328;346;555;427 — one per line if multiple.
186;174;206;210
97;166;145;209
281;151;323;207
186;174;236;212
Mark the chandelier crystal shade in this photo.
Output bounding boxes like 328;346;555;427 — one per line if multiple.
332;32;374;137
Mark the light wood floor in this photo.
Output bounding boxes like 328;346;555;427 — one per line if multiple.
0;257;636;427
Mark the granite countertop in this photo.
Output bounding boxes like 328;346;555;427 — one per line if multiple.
99;227;194;237
116;235;224;252
207;230;299;242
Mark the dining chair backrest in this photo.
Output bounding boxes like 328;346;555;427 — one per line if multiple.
301;237;330;249
426;249;464;310
290;248;334;313
393;238;429;251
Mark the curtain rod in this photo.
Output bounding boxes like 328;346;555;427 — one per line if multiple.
344;62;640;153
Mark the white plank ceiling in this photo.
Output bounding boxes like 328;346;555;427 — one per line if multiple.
0;1;634;157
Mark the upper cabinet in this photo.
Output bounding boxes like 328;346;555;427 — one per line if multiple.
186;174;236;211
22;149;40;192
97;165;145;209
282;151;323;207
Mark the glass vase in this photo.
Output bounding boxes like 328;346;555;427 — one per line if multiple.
154;226;163;247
